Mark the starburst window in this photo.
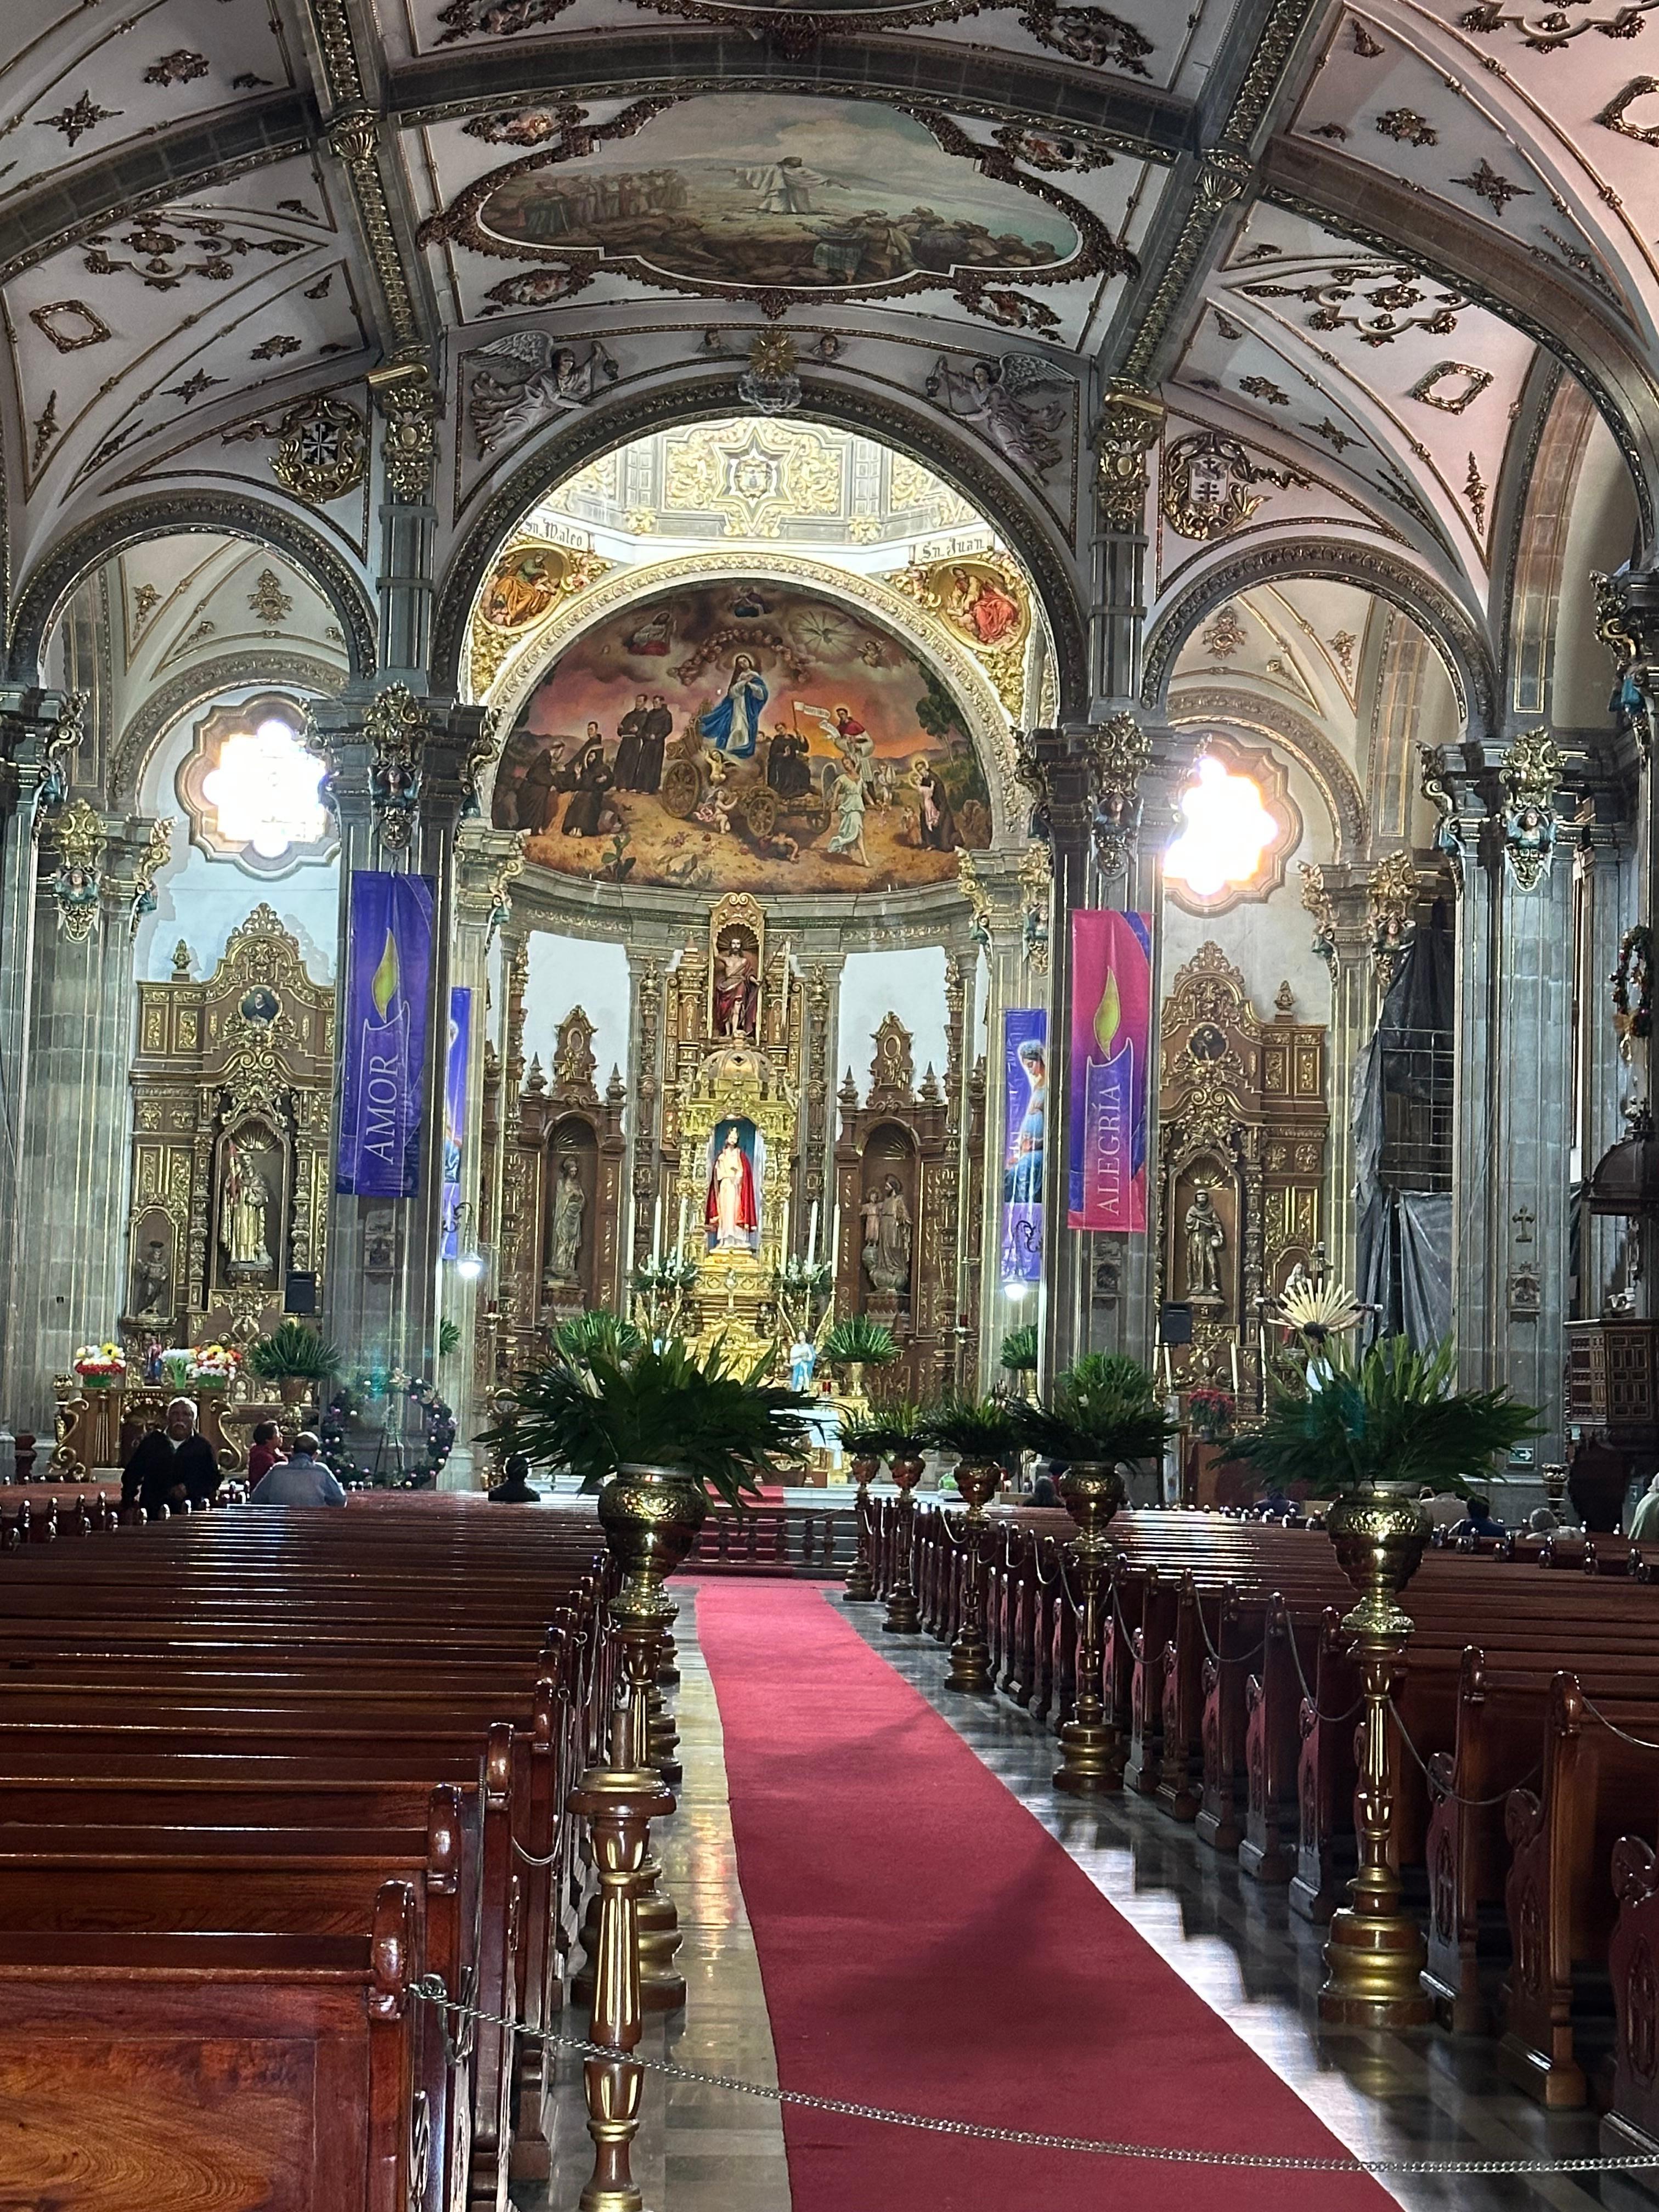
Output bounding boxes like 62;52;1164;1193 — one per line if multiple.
179;693;335;877
1164;739;1297;913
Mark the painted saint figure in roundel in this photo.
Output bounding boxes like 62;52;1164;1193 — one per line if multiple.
698;655;769;760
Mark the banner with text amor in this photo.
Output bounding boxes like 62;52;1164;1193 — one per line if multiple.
1069;909;1152;1233
337;871;435;1199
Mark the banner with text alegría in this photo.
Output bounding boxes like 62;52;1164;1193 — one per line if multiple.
440;986;473;1257
1000;1009;1047;1285
337;871;436;1199
1069;910;1152;1233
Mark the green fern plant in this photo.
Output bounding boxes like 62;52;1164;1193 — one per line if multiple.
1014;1352;1170;1469
1231;1334;1538;1499
999;1323;1039;1375
820;1316;899;1370
480;1334;810;1506
245;1321;340;1383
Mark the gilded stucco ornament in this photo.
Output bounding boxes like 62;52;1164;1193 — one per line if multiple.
1499;729;1563;891
1019;838;1051;969
1368;850;1418;993
270;397;369;505
46;800;105;943
130;817;173;934
363;685;427;850
1419;744;1465;888
371;358;439;502
1085;710;1150;879
1093;379;1164;532
1159;431;1306;541
737;330;802;416
1300;862;1338;970
956;850;993;951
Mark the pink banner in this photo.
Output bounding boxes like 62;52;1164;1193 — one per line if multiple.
1069;910;1152;1232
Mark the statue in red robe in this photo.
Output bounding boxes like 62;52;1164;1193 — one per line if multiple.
706;1125;758;1249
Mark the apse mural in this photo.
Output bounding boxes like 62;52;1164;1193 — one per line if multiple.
454;97;1084;298
493;581;994;894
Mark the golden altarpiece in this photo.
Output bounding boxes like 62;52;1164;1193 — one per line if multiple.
123;905;335;1348
1157;944;1328;1406
833;1012;966;1402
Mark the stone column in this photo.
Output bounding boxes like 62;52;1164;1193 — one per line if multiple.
0;689;80;1428
1300;865;1383;1289
1034;730;1096;1384
1573;816;1631;1318
10;805;168;1435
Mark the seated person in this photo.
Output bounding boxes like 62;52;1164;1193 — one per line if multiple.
249;1431;346;1508
1029;1471;1060;1508
489;1451;539;1503
1419;1483;1467;1530
246;1419;285;1486
122;1397;222;1515
1449;1492;1505;1541
1527;1505;1560;1537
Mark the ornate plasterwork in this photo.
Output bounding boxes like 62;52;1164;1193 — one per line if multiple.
45;800;105;941
1093;378;1165;531
664;420;844;540
466;537;613;698
1084;709;1150;878
363;683;427;849
883;548;1040;720
1159;431;1308;541
270;397;369;505
478;547;1020;844
1499;727;1564;891
1368;849;1418;992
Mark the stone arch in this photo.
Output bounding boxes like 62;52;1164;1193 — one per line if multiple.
106;652;345;812
431;372;1089;720
1142;539;1498;745
4;494;376;687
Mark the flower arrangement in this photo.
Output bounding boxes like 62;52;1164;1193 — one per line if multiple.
73;1342;127;1387
188;1342;241;1390
1187;1386;1235;1442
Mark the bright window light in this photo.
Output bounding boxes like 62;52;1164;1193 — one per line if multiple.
202;718;328;861
1165;756;1278;902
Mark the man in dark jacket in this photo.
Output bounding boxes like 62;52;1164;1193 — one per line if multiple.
121;1397;221;1514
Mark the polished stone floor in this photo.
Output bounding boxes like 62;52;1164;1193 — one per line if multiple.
531;1582;1638;2212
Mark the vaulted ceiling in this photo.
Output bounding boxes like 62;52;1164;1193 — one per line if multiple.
0;0;1650;701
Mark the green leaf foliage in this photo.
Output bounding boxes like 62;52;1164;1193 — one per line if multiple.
999;1323;1039;1374
820;1316;899;1368
245;1320;341;1381
921;1393;1022;1463
1014;1351;1170;1469
438;1319;461;1358
1230;1334;1539;1498
551;1310;644;1364
481;1333;810;1506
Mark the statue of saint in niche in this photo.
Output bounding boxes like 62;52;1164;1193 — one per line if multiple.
131;1236;172;1321
712;930;760;1039
705;1122;759;1253
861;1175;912;1296
1183;1185;1224;1307
548;1156;587;1282
222;1144;275;1274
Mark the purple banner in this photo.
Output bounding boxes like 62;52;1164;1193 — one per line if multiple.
440;985;472;1258
1069;910;1152;1232
337;871;435;1198
1000;1009;1046;1284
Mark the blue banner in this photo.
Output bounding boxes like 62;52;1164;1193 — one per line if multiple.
1000;1009;1046;1285
337;871;435;1198
441;986;472;1258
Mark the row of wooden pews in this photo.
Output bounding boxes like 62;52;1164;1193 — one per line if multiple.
0;1489;613;2212
878;1499;1659;2147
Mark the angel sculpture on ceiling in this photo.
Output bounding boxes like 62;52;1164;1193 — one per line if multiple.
924;355;1068;484
469;334;619;456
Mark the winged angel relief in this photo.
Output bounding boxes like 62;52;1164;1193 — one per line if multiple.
469;334;619;456
925;356;1070;483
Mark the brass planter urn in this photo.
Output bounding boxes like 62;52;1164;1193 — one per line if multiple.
1053;1461;1127;1793
944;1458;1001;1694
843;1451;881;1603
1318;1480;1434;2027
882;1452;925;1635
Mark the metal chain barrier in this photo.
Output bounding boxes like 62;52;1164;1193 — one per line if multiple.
407;1978;1659;2176
1582;1694;1659;1754
1283;1616;1362;1729
1386;1698;1540;1809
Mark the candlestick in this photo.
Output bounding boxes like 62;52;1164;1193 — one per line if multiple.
676;1193;689;1259
831;1206;841;1279
1230;1338;1240;1393
652;1195;662;1268
1161;1343;1173;1392
807;1199;819;1266
780;1189;791;1266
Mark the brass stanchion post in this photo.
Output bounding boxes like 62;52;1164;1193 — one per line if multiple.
882;1453;923;1634
1053;1462;1125;1794
569;1757;674;2212
843;1453;879;1602
1318;1484;1434;2026
944;1458;998;1693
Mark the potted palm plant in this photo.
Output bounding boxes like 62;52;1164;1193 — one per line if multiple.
853;1396;928;1635
838;1407;896;1604
1231;1333;1537;2027
921;1395;1023;1692
998;1322;1039;1400
1014;1353;1172;1794
819;1314;898;1400
245;1321;340;1407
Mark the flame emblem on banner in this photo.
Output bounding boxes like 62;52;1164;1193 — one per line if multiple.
1094;967;1121;1058
371;929;400;1019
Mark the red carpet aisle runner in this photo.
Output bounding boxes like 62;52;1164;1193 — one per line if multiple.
695;1580;1393;2211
